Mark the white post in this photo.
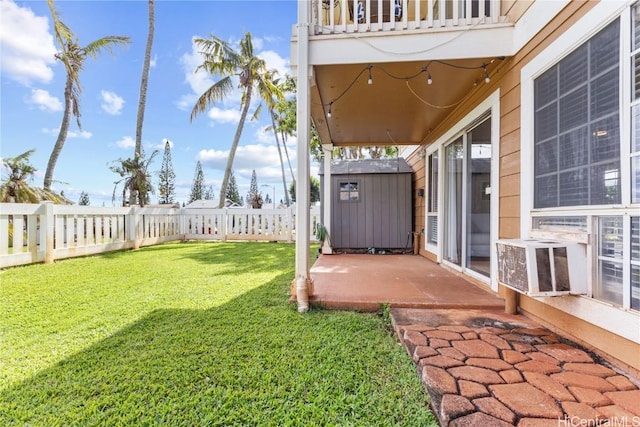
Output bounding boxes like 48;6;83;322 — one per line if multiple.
287;206;293;243
43;201;54;264
179;207;186;241
321;144;333;254
295;0;311;313
129;207;140;249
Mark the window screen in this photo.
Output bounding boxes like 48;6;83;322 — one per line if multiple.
632;3;640;203
534;20;621;208
632;216;640;310
595;216;624;306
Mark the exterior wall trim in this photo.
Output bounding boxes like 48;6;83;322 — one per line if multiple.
512;0;571;54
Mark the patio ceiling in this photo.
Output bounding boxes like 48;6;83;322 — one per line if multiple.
310;57;499;147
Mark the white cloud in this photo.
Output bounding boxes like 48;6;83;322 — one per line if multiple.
41;127;92;140
115;136;135;148
28;89;62;112
177;37;216;111
255;125;275;144
150;54;157;68
0;0;57;85
207;107;241;124
176;93;198;112
68;129;92;139
100;90;125;115
197;143;296;182
258;50;290;80
252;36;264;51
149;138;174;150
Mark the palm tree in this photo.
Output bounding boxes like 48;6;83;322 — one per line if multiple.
110;150;159;207
135;0;155;157
1;149;69;203
1;150;39;203
44;0;130;191
263;72;290;206
190;32;279;208
270;76;300;182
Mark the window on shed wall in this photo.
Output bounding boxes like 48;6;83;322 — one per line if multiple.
339;182;359;201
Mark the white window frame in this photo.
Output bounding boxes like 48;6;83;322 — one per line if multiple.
520;1;639;344
424;148;439;254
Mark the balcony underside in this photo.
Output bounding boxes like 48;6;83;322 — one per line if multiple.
309;54;507;147
293;22;513;147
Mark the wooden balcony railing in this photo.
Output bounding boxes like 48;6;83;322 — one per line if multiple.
313;0;506;35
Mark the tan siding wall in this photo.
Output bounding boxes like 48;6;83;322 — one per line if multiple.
406;149;426;255
409;1;640;371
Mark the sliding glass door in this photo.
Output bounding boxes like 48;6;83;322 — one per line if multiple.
442;117;492;278
443;138;463;266
466;118;492;276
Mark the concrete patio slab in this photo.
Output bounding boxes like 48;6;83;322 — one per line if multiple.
309;254;504;311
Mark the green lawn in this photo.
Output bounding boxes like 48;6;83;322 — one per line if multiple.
0;242;436;426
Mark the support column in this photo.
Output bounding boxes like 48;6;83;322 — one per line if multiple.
321;144;333;254
294;0;311;312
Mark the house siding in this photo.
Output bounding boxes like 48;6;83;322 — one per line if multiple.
405;150;430;259
411;1;639;371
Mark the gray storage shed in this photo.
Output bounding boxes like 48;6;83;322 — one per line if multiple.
319;158;413;251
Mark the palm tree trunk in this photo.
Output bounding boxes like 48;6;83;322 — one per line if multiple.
44;74;73;191
218;87;253;208
135;0;154;157
281;130;295;182
270;111;290;206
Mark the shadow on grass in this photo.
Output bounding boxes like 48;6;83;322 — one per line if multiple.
0;270;436;426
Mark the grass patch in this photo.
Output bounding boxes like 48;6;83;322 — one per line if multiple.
0;242;436;426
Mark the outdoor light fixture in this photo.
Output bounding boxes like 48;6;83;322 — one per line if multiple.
427;72;433;85
367;65;373;85
327;102;332;118
483;64;491;83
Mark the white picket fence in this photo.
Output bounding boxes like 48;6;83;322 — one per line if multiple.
0;203;321;269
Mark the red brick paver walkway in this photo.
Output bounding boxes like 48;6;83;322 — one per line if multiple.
392;308;640;427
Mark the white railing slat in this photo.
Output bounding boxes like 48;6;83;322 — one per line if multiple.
314;0;504;34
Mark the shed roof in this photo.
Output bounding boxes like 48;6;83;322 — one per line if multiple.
319;158;412;175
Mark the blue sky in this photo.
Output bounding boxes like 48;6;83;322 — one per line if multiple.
1;0;304;206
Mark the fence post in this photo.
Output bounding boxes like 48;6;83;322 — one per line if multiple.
129;207;140;249
43;201;55;264
179;207;186;241
222;208;228;242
